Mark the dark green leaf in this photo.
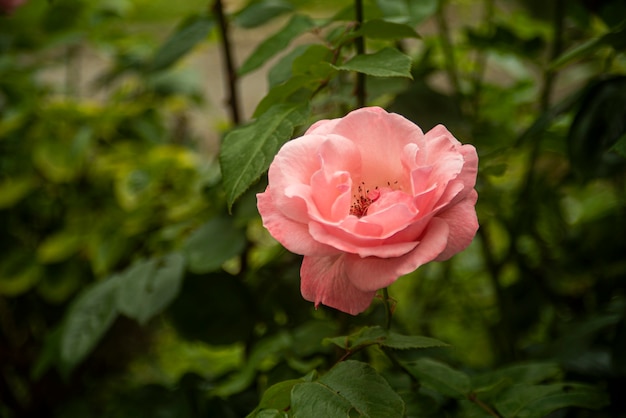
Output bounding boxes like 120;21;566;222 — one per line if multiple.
334;47;413;78
233;0;294;28
401;358;471;399
116;253;185;325
494;383;609;418
267;44;310;87
291;361;405;418
247;379;302;417
325;326;449;351
568;76;626;178
183;217;246;273
239;14;315;75
253;75;318;117
60;277;120;371
220;102;310;208
150;15;215;72
472;362;561;391
358;19;420;40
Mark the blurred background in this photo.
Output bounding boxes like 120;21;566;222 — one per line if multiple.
1;0;625;416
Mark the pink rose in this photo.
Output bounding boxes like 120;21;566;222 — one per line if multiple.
257;107;478;315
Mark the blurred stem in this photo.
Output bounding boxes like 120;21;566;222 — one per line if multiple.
382;287;392;329
518;0;565;206
470;393;504;418
478;224;515;363
435;0;462;102
354;0;366;108
539;0;565;112
470;0;495;118
213;0;241;125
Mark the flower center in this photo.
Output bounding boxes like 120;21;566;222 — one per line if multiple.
350;182;381;217
350;180;401;217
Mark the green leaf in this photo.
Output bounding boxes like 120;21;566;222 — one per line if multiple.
325;326;449;352
150;15;215;72
291;360;405;418
116;253;185;325
246;379;302;418
60;277;120;371
220;102;310;209
334;47;413;78
233;0;294;29
0;177;36;209
238;14;315;75
472;362;561;392
183;216;247;273
568;76;626;178
494;383;610;418
550;22;626;70
37;229;83;264
0;252;42;296
358;19;420;40
375;0;438;25
253;75;318;117
267;44;310;87
401;357;471;399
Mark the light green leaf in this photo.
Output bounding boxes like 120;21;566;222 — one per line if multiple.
220;102;310;209
60;277;120;371
494;383;609;418
291;360;405;418
116;253;185;325
183;216;247;273
358;19;420;40
239;14;315;75
37;230;83;264
233;0;294;28
375;0;438;25
0;177;36;209
150;15;214;72
402;357;471;399
334;47;413;78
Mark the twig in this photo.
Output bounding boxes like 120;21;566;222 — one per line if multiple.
213;0;241;125
354;0;366;107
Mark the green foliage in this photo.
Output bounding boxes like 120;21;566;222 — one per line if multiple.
1;0;625;416
220;102;311;208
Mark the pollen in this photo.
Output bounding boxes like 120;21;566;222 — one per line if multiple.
350;183;380;217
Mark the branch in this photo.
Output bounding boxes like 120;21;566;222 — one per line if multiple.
213;0;242;125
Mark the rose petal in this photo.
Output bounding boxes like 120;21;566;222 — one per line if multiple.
435;189;479;260
345;217;450;292
300;255;377;315
257;190;338;256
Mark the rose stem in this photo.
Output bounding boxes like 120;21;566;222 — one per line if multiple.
213;0;242;125
382;287;392;330
354;0;366;108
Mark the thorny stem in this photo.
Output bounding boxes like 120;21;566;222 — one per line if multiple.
213;0;241;125
354;0;366;108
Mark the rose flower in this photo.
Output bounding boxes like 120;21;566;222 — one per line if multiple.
257;107;478;315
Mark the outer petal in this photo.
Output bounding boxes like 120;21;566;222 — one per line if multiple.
300;255;377;315
257;189;338;256
435;189;479;260
345;218;450;292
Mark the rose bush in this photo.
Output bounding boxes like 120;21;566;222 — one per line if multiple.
257;107;478;314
